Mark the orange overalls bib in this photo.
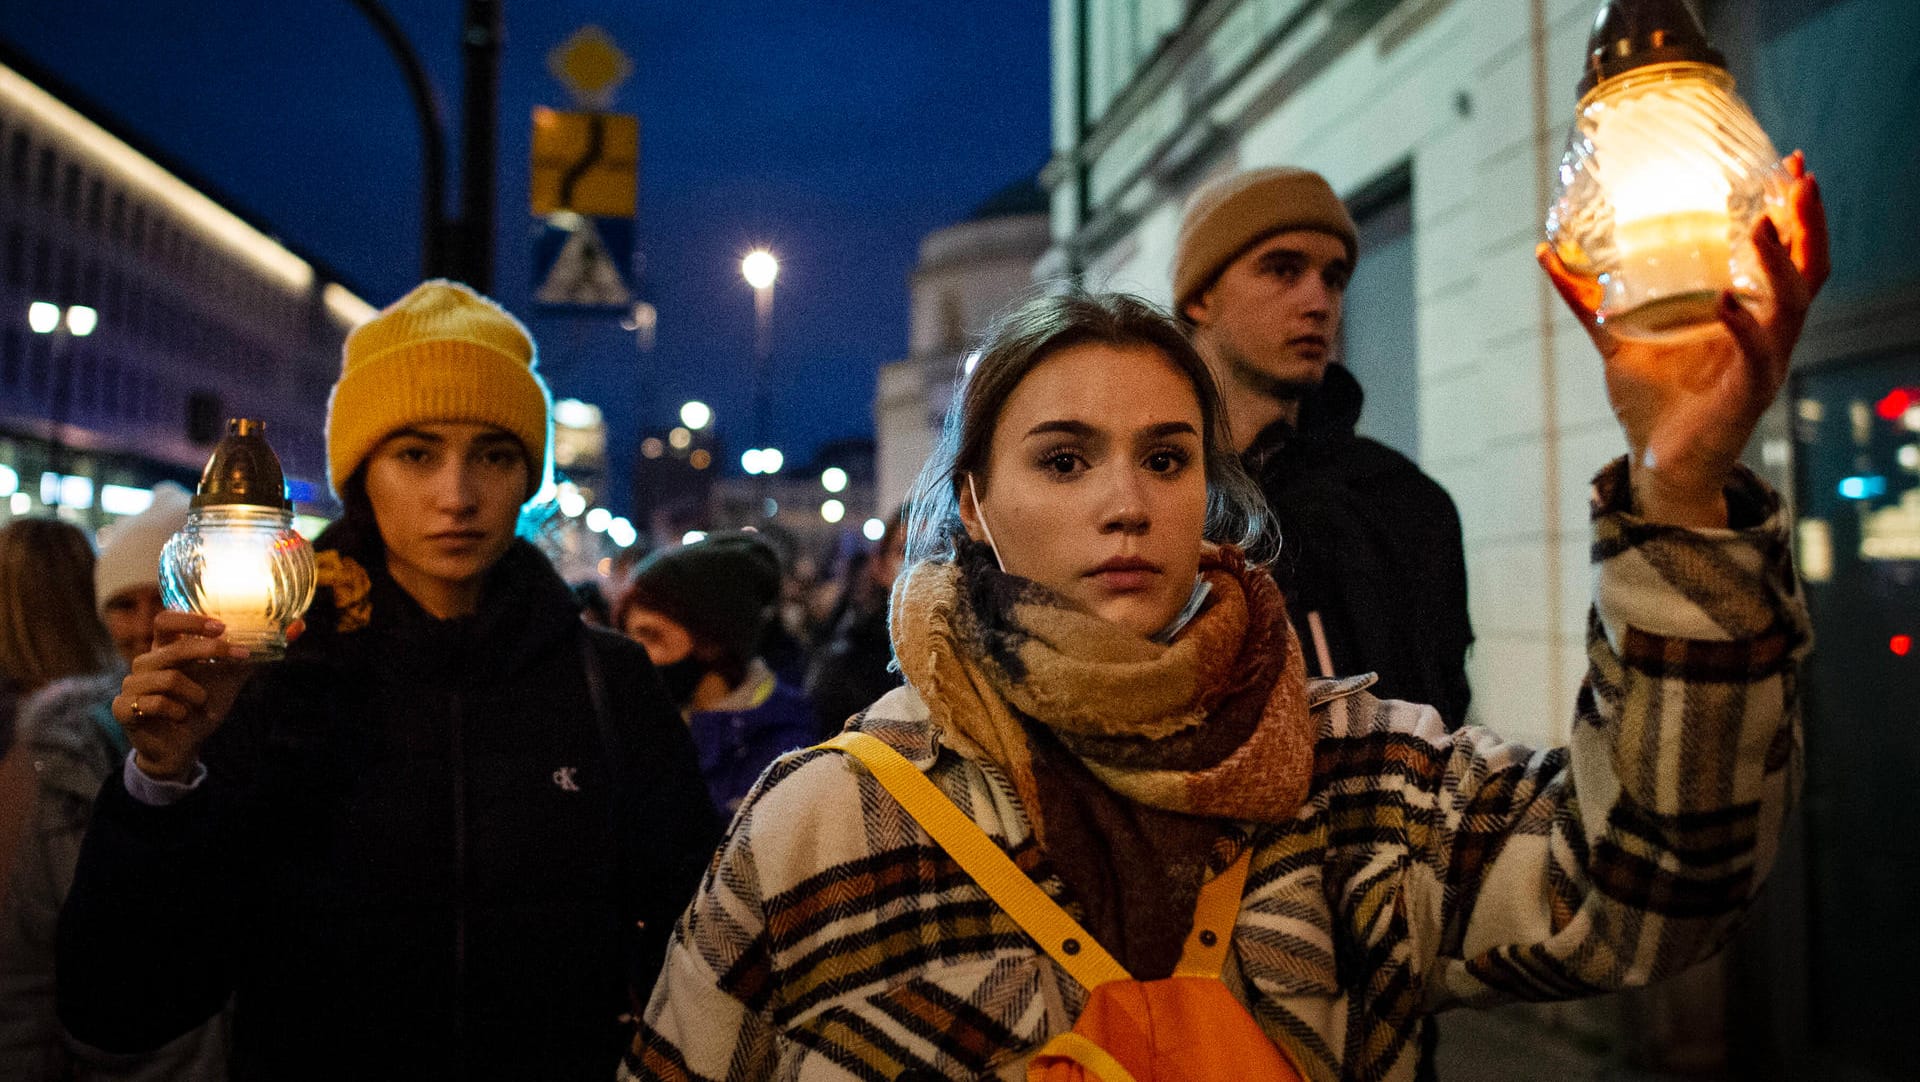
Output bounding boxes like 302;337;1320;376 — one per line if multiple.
824;732;1306;1082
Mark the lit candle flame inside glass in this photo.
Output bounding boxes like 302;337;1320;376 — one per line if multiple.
1547;64;1784;341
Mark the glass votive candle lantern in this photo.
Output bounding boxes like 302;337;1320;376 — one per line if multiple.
160;419;316;660
1544;0;1787;342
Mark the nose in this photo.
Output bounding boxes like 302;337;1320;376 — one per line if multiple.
432;461;482;514
1098;465;1150;536
1299;273;1335;323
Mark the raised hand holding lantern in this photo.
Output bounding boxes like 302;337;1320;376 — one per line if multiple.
1545;0;1787;341
160;419;317;659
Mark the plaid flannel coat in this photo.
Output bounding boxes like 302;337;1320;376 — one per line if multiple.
624;461;1807;1082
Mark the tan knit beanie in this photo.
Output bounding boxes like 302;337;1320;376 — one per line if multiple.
1173;167;1358;315
325;280;552;499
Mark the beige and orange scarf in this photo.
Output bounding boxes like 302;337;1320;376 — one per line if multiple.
890;542;1315;851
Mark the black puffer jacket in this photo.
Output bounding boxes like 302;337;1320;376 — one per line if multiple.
57;537;721;1081
1246;364;1475;728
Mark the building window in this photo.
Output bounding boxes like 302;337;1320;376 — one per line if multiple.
4;224;21;288
57;245;77;301
31;235;51;294
36;145;55;204
129;204;146;251
1;327;20;387
1339;164;1420;463
60;162;81;220
27;333;51;396
109;190;126;241
86;176;104;231
9;131;29;192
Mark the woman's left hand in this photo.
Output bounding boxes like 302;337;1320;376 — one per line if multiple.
1537;150;1830;527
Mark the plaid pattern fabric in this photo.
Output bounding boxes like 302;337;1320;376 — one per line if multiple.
625;460;1806;1082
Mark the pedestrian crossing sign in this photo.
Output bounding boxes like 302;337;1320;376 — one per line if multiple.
532;211;634;312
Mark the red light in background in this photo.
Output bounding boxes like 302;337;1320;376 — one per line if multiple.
1877;388;1915;421
1894;635;1913;657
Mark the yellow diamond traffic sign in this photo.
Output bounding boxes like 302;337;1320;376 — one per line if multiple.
549;26;631;104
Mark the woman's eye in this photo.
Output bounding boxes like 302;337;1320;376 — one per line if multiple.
396;447;430;464
1042;452;1081;475
1144;448;1191;474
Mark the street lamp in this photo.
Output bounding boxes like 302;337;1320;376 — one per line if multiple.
28;300;99;509
1545;0;1784;341
741;249;778;291
820;467;848;493
741;249;779;498
680;400;712;430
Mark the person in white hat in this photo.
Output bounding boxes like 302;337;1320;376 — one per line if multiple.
92;482;191;666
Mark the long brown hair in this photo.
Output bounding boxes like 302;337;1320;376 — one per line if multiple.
904;291;1272;567
0;518;117;693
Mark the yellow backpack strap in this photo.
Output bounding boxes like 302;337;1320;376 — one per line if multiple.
819;732;1131;990
1172;846;1252;978
1032;1032;1141;1082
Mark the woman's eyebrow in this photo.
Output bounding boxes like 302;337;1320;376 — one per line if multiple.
1140;421;1198;439
1023;419;1100;440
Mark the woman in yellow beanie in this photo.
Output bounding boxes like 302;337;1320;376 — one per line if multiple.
60;280;722;1082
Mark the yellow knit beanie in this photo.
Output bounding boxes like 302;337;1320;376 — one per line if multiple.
1173;167;1358;316
325;280;552;500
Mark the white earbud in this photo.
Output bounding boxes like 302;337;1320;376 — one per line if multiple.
966;473;1007;573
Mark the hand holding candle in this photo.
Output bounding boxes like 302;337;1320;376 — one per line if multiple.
1539;152;1829;526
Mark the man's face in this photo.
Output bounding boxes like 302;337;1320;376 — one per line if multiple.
1184;229;1352;399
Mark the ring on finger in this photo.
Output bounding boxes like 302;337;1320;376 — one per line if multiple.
129;696;146;723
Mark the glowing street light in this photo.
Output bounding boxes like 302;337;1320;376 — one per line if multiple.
741;249;779;290
680;400;712;430
820;499;845;524
820;467;848;493
862;517;886;542
27;301;59;334
759;447;783;475
586;507;612;532
1545;0;1785;340
65;305;97;337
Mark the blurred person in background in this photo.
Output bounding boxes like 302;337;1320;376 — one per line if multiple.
0;520;117;911
55;280;719;1081
1176;168;1473;732
0;488;232;1080
805;508;906;736
615;531;816;816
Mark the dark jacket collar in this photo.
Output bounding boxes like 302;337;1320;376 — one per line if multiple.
1244;363;1366;466
297;534;580;682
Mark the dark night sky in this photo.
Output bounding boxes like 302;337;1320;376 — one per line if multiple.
0;2;1051;514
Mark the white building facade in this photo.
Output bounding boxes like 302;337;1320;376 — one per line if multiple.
874;182;1050;515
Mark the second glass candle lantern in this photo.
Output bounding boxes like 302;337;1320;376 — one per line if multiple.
1545;0;1787;341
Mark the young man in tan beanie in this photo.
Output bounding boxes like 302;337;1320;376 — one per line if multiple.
60;280;722;1081
1176;167;1474;732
